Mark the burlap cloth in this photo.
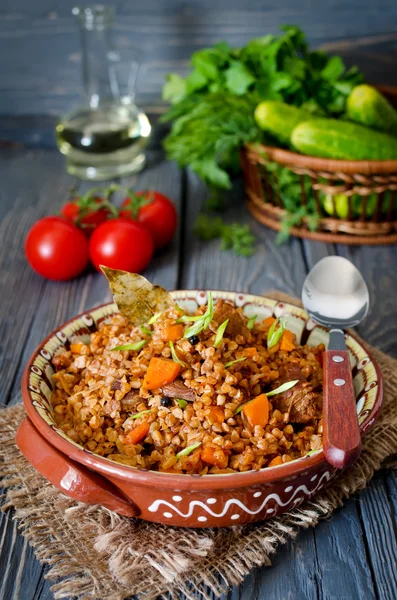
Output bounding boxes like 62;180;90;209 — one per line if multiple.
2;292;397;600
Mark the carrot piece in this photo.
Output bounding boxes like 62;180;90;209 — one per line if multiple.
201;445;228;469
280;329;295;352
242;393;269;428
268;455;283;467
264;316;276;328
124;421;150;445
242;347;258;357
70;342;85;354
206;406;225;423
143;357;181;390
161;324;184;342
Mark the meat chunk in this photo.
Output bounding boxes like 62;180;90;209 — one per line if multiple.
161;379;196;402
213;300;250;340
270;364;322;423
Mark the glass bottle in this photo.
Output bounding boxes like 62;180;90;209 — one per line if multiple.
56;5;151;180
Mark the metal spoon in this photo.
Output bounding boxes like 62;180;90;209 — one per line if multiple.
302;256;369;469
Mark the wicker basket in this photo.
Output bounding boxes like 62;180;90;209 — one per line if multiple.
242;86;397;245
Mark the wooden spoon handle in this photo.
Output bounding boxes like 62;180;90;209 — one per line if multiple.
322;349;361;469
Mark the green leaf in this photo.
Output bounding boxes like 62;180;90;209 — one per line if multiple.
214;319;229;348
321;56;345;82
162;73;187;104
169;341;186;367
176;441;202;459
186;69;208;94
225;61;255;95
224;357;247;368
112;340;147;352
247;315;257;330
266;379;299;397
176;399;188;409
267;318;285;349
191;158;231;190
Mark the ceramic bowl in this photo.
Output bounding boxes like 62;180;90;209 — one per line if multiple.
18;291;383;528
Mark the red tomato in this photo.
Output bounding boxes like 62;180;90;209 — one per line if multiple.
120;191;177;248
89;219;154;273
25;216;89;281
61;197;111;235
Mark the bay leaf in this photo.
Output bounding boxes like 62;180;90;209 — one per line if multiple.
101;266;175;326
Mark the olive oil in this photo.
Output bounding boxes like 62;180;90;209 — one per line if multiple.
56;101;151;180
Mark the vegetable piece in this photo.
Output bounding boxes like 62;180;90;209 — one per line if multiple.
176;442;202;459
254;101;312;145
242;347;258;357
119;191;178;248
268;456;283;467
184;292;214;338
123;421;150;445
347;84;397;136
206;406;225;423
264;316;276;328
322;193;349;219
25;217;89;281
111;340;147;352
177;399;188;409
266;379;299;397
143;357;181;390
267;318;285;349
162;324;184;342
201;445;228;469
225;357;247;368
124;409;152;425
90;220;154;273
70;342;86;354
279;329;295;351
241;393;269;428
169;341;186;367
291;119;397;160
247;315;257;329
101;267;175;326
214;319;229;348
141;325;153;336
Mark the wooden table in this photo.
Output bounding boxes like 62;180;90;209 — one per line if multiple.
1;132;397;600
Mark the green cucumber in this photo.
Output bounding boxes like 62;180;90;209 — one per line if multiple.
347;84;397;137
291;118;397;160
254;101;312;145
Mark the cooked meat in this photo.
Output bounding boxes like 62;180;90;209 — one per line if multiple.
111;380;122;391
121;391;140;410
213;300;250;340
161;379;196;402
270;364;322;423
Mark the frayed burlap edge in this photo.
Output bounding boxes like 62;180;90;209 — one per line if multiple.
2;291;397;600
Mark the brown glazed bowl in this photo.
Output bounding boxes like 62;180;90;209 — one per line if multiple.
18;291;383;528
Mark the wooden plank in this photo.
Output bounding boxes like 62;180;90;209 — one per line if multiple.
0;0;397;115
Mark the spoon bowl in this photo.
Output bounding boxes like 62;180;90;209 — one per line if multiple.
302;256;369;469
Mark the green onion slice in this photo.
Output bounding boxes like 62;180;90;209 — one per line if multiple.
266;380;299;397
224;357;247;368
176;314;203;324
176;441;202;459
247;314;257;330
123;409;152;427
306;449;320;457
169;340;187;367
184;292;214;338
140;325;153;336
234;402;249;415
148;312;162;325
176;398;188;409
267;317;286;349
214;319;229;348
112;340;147;352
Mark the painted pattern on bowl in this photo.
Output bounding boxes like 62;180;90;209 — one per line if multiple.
21;291;383;528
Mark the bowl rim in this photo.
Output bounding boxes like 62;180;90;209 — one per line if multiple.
21;293;384;490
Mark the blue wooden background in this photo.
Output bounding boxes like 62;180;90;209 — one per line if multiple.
1;0;397;116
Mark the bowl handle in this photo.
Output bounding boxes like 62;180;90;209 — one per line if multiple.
16;417;138;517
